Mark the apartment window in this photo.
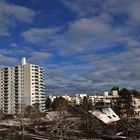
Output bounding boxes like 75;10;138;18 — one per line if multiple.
112;115;116;118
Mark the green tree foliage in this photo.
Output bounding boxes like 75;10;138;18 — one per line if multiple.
111;86;119;91
113;88;134;117
80;96;93;111
131;90;140;98
51;96;69;111
45;96;52;110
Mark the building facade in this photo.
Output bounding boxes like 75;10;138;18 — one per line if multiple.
0;58;45;114
133;97;140;116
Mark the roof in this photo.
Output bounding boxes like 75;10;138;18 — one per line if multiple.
89;108;120;124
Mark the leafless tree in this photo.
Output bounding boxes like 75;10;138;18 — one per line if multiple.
49;109;82;140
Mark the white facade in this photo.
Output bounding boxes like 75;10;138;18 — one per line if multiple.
75;94;87;104
0;58;45;114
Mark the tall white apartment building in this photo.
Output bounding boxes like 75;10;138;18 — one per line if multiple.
0;58;46;114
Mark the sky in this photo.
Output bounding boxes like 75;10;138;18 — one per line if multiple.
0;0;140;95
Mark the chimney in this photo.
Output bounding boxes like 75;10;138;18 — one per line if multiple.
22;57;26;65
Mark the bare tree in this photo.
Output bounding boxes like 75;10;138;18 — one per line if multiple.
0;109;4;120
49;108;82;140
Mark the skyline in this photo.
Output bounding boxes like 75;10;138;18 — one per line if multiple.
0;0;140;94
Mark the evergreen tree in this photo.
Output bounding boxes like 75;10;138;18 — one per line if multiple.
113;88;134;117
51;96;69;111
80;96;93;111
45;96;52;110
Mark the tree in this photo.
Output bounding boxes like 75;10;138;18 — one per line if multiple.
131;90;140;98
111;86;119;91
45;96;52;110
24;105;34;118
113;88;134;117
0;109;3;120
80;97;93;111
51;97;69;111
50;109;80;139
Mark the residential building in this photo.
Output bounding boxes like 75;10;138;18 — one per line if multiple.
75;94;87;104
0;57;45;114
49;94;72;102
133;97;140;116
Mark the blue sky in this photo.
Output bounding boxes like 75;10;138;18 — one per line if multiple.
0;0;140;94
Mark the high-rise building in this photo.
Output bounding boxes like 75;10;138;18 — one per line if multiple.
0;57;46;114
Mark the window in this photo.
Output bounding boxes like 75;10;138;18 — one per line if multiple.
112;115;116;118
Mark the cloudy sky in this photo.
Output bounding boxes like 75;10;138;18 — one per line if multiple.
0;0;140;94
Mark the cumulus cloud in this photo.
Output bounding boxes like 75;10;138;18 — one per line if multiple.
21;27;60;44
62;0;140;25
61;0;104;18
28;51;53;63
26;0;140;93
0;1;36;36
1;0;140;93
0;54;17;64
10;43;18;47
0;47;54;66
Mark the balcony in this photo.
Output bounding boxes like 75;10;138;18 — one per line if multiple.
15;76;19;79
4;78;8;80
15;69;19;73
4;89;8;92
4;97;8;100
3;81;8;84
4;74;8;77
35;92;39;95
4;84;8;87
15;103;19;106
15;92;18;96
35;89;39;92
15;83;18;86
35;83;39;85
15;80;19;83
15;90;19;93
3;90;8;93
15;97;19;100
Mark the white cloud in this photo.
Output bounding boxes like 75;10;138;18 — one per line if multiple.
128;1;140;24
69;17;111;36
0;54;17;64
22;27;59;44
62;0;140;25
0;48;53;65
10;43;18;47
61;0;103;17
0;1;36;36
28;51;53;63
